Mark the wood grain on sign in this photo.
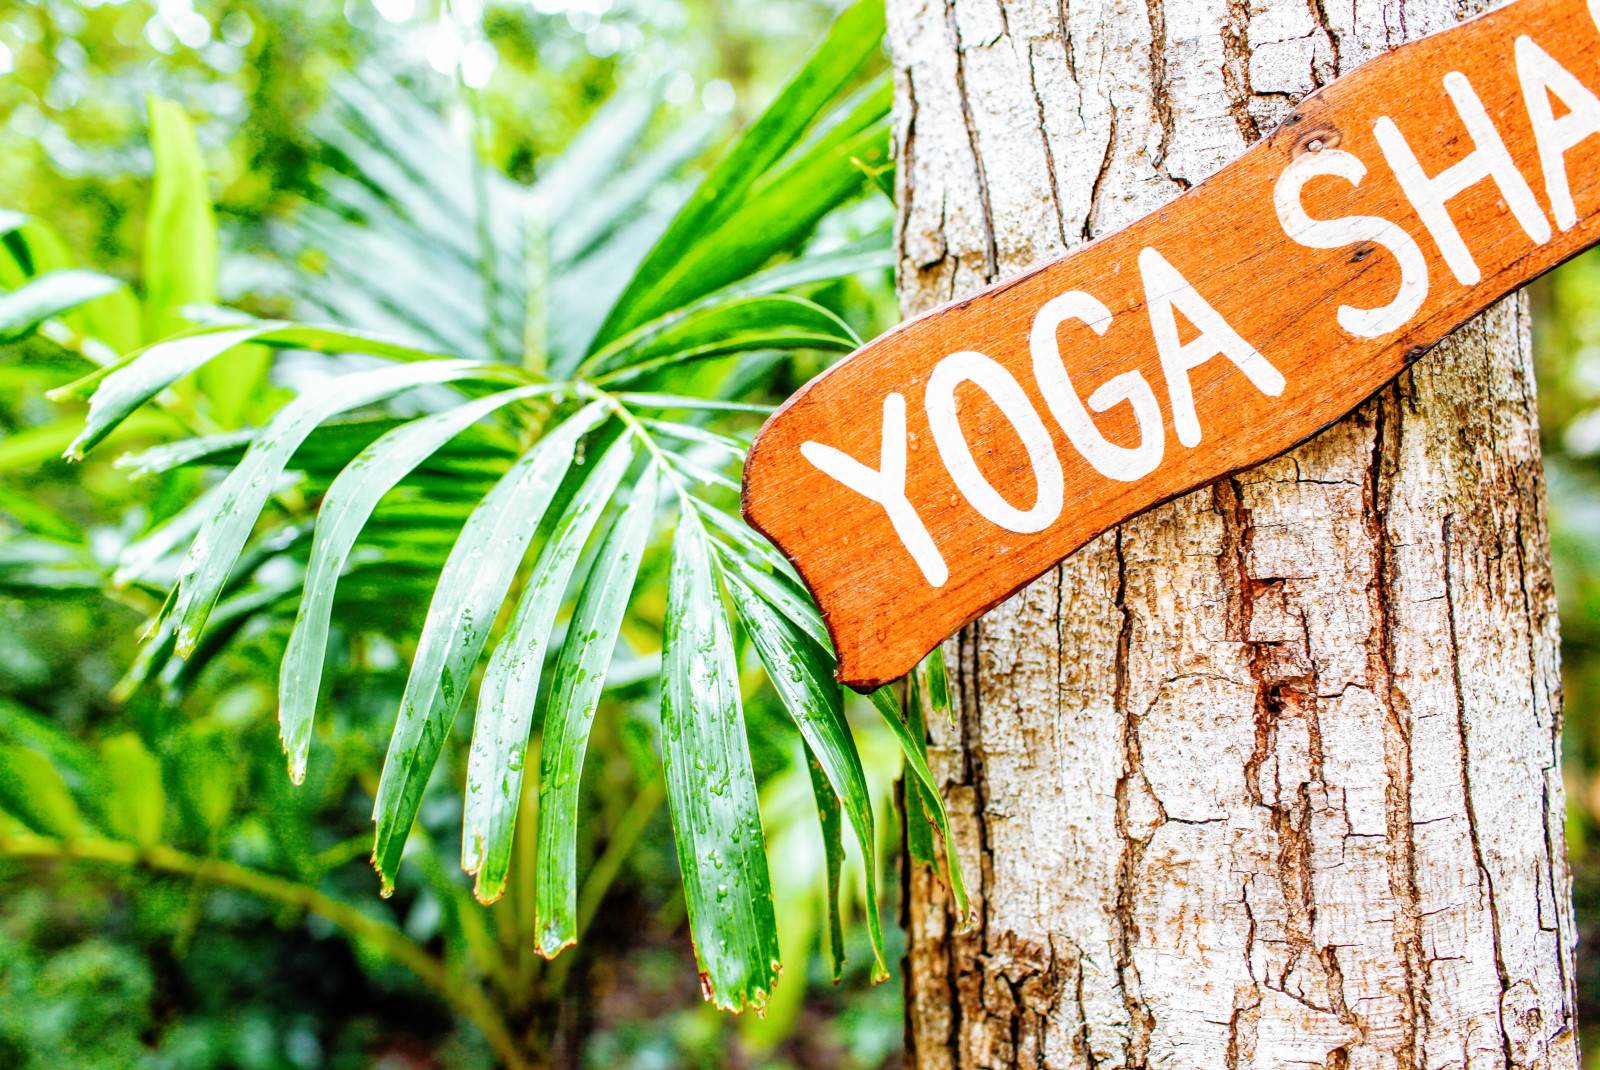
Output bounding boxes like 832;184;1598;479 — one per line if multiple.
742;0;1600;690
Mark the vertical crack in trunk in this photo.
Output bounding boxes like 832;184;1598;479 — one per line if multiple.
1218;0;1263;144
944;0;999;281
1111;526;1155;1068
1441;510;1516;1068
1368;389;1426;1069
1143;0;1177;181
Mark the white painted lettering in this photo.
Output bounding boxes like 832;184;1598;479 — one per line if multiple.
1030;291;1164;481
1139;247;1286;449
1374;71;1551;285
1274;148;1430;338
925;351;1064;534
801;393;949;587
1516;35;1600;232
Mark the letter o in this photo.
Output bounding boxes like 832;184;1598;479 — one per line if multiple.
925;351;1064;534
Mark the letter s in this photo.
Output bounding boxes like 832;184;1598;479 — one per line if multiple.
1274;148;1429;338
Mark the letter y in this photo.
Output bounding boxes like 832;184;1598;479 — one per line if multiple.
800;393;949;587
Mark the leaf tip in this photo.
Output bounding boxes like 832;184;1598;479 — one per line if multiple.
534;934;574;960
371;848;396;898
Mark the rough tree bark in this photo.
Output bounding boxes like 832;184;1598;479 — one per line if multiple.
889;1;1577;1067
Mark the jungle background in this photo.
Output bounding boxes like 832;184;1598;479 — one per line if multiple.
2;1;1600;1068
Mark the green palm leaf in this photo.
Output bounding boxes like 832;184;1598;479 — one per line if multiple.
0;270;126;343
661;505;779;1011
169;358;513;656
370;402;610;892
279;383;558;782
869;684;969;921
56;322;455;459
585;295;859;383
802;737;848;981
593;0;886;344
462;433;636;900
532;462;660;953
724;569;887;980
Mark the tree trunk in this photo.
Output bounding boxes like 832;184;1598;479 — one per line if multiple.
888;1;1577;1067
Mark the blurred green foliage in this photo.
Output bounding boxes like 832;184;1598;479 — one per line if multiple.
0;0;921;1067
1536;252;1600;1059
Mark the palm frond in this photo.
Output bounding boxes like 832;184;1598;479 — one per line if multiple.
53;0;961;1013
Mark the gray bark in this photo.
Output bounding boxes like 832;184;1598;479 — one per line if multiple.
888;1;1578;1067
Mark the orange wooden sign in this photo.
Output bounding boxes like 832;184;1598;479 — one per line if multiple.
742;0;1600;690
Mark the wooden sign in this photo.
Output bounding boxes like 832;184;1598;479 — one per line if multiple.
742;0;1600;690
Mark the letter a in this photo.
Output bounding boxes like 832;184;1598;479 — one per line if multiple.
1374;71;1552;285
1139;247;1286;449
800;393;949;587
1517;36;1600;232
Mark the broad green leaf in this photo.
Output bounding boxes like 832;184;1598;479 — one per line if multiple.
0;701;96;790
370;402;610;892
594;0;886;344
724;570;886;981
587;295;858;384
0;744;82;837
868;684;970;923
170;359;507;657
532;463;659;949
463;435;636;899
803;737;847;982
0;270;125;342
100;733;166;847
144;96;218;344
280;383;555;782
660;506;779;1011
56;321;455;458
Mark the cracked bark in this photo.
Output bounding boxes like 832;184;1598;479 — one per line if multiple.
889;0;1576;1066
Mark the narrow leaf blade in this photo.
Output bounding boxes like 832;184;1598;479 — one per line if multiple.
462;434;636;899
661;507;779;1010
803;737;847;982
0;270;125;343
280;384;555;782
532;462;659;950
171;358;501;656
370;402;610;892
868;684;969;922
725;570;885;981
